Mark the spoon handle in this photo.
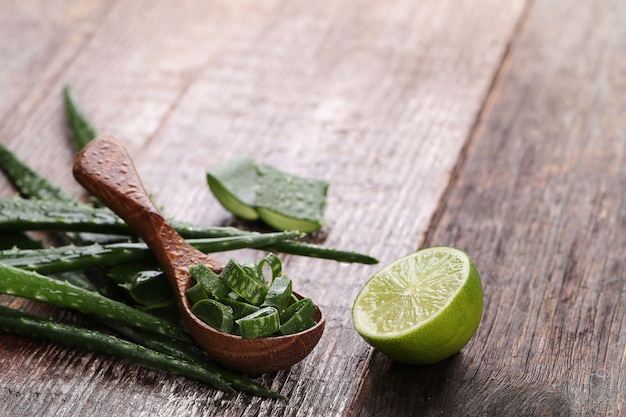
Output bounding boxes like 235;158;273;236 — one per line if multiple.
72;136;221;280
72;136;164;238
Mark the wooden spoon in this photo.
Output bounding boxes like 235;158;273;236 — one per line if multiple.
73;135;325;373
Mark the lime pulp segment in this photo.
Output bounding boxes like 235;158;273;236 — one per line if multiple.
354;248;469;336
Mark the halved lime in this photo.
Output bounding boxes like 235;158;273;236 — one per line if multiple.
352;247;483;364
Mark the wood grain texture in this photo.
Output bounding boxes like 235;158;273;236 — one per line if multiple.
4;0;601;415
351;0;626;415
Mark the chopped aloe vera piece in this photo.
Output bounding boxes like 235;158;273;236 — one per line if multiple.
206;156;259;221
280;315;315;336
236;307;280;339
258;252;282;282
189;263;230;298
281;297;315;324
262;275;292;312
279;298;316;335
186;283;208;305
241;262;264;283
255;164;328;233
220;298;260;319
220;259;267;305
191;299;234;333
187;255;317;338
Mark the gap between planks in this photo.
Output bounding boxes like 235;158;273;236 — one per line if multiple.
420;0;537;249
345;1;537;415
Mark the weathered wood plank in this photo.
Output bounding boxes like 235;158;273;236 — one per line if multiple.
130;1;526;415
1;0;526;415
351;0;626;415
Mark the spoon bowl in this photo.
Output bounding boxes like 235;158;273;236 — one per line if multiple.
73;136;325;373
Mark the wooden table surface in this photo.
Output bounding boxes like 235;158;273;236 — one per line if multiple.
1;0;624;416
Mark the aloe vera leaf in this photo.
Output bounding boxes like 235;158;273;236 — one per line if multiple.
0;262;191;343
63;84;97;150
34;270;281;397
262;240;378;264
100;320;283;398
0;242;151;274
0;197;244;240
0;305;235;393
0;142;77;202
0;232;302;275
0;145;118;245
0;197;378;264
0;135;376;264
0;197;129;233
206;156;329;233
0;231;43;250
172;222;379;264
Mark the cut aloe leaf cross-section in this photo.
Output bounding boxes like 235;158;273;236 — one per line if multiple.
255;164;328;233
206;156;329;233
206;155;259;221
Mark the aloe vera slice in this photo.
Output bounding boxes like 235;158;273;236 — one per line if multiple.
220;259;267;305
191;299;234;333
189;263;230;299
206;155;259;221
186;283;209;304
279;298;316;335
236;307;280;339
219;298;260;320
262;275;292;312
186;255;317;337
258;252;282;282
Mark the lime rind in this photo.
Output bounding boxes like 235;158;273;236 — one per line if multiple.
352;247;483;364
